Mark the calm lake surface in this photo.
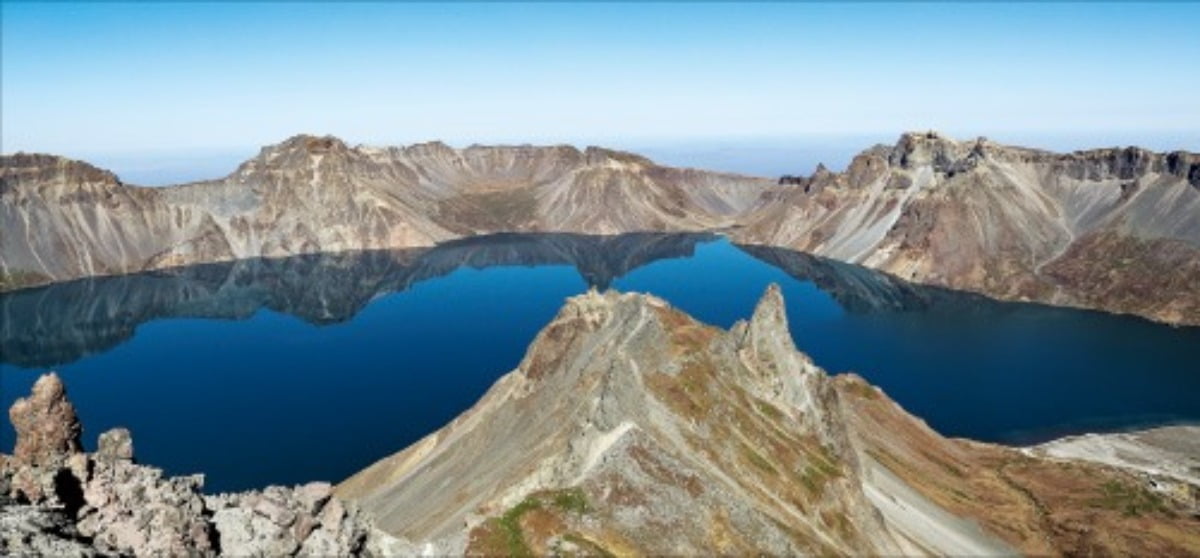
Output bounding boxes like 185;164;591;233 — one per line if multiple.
3;233;1198;492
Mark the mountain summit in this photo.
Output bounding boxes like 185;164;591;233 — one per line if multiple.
3;133;1198;324
336;286;1200;555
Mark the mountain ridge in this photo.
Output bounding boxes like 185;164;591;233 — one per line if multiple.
3;132;1198;325
734;131;1200;325
335;285;1200;555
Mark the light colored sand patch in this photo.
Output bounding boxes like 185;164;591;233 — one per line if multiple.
861;456;1016;557
1028;425;1200;487
581;421;637;476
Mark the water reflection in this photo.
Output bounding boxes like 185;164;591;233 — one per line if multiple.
0;233;717;367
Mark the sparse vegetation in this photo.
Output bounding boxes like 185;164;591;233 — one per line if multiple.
476;488;593;557
742;443;777;475
495;497;542;557
559;533;616;558
842;379;880;400
1093;479;1170;517
0;269;50;291
754;399;784;420
551;488;590;515
795;446;842;498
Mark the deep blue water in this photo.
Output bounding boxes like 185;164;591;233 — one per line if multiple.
2;233;1198;492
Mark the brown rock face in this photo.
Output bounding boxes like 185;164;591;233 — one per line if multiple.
8;373;82;468
337;287;1004;555
3;132;1198;325
0;135;768;292
339;287;1200;556
734;132;1200;325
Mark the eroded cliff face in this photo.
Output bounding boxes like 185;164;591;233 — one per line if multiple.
4;132;1198;324
733;132;1200;325
0;137;767;290
336;286;1200;556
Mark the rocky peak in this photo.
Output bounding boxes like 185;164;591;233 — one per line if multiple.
239;134;361;176
1061;145;1200;187
583;146;655;168
1;153;120;192
749;282;788;334
887;131;989;175
8;373;82;468
339;286;904;555
399;140;455;158
516;289;658;383
276;134;351;155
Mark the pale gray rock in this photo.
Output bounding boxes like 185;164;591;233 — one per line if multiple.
338;286;912;555
734;132;1200;325
74;457;213;556
1;137;766;292
0;374;387;558
96;428;134;463
0;502;99;557
5;372;84;504
4;133;1199;325
207;483;368;557
8;372;82;468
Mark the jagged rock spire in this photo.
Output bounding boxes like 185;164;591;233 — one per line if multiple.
8;373;82;468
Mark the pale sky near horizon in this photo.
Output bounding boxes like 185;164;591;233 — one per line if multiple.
2;2;1198;170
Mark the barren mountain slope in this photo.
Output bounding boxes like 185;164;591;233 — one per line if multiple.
735;132;1200;325
837;374;1200;556
337;286;931;555
336;286;1200;555
0;136;769;290
6;132;1198;324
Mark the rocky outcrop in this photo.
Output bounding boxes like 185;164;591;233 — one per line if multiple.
338;286;1200;555
734;132;1200;325
8;373;82;468
0;375;392;557
338;286;913;555
0;136;767;291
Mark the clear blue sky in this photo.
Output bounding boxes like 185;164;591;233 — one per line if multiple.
2;2;1198;157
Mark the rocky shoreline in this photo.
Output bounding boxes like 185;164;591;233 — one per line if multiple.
0;374;404;557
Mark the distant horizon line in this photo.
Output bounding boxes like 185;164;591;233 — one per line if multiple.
6;128;1199;188
6;128;1200;158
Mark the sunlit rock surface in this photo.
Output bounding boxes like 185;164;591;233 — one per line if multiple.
734;132;1200;325
0;376;392;557
0;137;764;290
338;286;1200;555
6;132;1196;324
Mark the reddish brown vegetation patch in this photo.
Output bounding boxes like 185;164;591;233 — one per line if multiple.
834;375;1200;556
